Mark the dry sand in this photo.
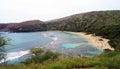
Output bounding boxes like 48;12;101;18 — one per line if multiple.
66;31;114;51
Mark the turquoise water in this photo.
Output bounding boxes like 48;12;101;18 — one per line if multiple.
62;43;80;48
0;31;103;64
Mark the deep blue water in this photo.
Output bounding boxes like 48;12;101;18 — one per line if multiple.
0;31;103;64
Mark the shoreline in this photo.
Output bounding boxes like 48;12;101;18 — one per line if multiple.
66;31;114;51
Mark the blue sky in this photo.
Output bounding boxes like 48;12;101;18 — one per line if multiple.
0;0;120;23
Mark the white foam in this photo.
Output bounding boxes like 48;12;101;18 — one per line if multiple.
43;34;48;37
7;50;30;60
51;37;58;41
0;50;30;63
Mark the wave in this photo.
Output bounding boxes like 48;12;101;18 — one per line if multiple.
49;36;58;44
0;50;30;63
51;37;58;41
43;33;48;37
43;33;58;42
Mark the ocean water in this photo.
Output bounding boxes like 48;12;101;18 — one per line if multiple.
0;31;103;64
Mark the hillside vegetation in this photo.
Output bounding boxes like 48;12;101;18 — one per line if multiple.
46;10;120;50
0;20;46;32
0;10;120;69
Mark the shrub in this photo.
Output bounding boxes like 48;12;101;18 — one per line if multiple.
30;47;44;56
23;48;60;64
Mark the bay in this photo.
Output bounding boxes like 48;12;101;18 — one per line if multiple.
0;31;102;64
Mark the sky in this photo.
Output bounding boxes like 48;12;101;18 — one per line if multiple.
0;0;120;23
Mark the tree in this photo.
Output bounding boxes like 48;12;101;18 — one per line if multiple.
0;34;7;64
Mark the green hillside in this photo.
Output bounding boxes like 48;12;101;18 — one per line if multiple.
46;10;120;50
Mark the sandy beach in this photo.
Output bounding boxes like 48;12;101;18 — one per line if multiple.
66;31;114;51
